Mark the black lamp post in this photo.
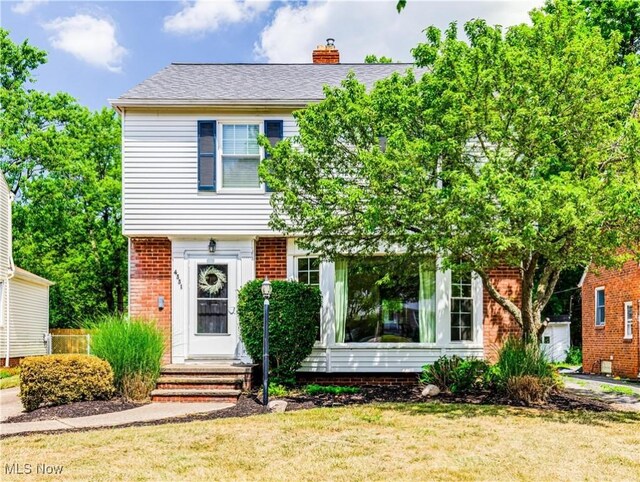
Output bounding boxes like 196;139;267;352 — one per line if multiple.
261;277;272;406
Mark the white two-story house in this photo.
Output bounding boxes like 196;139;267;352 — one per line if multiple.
111;41;521;384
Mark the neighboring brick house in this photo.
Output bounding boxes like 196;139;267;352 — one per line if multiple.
580;259;640;378
111;40;522;380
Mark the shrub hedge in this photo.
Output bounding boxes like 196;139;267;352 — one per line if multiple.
20;355;115;412
238;279;321;385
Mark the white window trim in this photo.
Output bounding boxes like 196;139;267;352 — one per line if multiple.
595;286;605;326
216;120;265;194
285;239;484;349
624;301;633;339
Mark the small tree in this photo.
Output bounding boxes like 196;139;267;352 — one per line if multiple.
261;3;640;341
238;280;321;385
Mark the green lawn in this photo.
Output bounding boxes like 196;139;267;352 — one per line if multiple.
2;403;640;481
0;368;19;390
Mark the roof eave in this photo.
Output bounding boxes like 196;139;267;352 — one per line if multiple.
109;98;315;109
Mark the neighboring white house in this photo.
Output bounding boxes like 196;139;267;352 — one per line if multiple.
111;41;523;379
0;174;53;366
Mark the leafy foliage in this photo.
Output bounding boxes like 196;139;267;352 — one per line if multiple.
19;355;115;411
565;346;583;365
89;315;165;401
1;29;127;326
261;3;640;341
238;280;321;385
305;384;361;395
421;356;491;394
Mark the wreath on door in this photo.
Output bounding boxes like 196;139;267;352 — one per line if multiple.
198;266;227;296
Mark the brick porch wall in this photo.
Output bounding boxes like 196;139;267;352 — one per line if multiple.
255;237;287;280
483;267;522;362
582;260;640;378
129;237;172;364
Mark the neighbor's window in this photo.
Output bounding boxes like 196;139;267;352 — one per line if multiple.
595;288;605;326
343;257;420;343
624;301;633;339
296;257;321;340
543;336;551;344
221;124;261;189
451;271;474;342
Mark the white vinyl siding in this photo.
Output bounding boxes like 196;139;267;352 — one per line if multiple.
0;276;49;359
624;301;633;339
122;111;297;236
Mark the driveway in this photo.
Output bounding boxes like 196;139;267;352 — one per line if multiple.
0;388;24;422
563;373;640;412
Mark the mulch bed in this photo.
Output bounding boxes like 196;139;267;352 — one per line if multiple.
6;398;143;423
2;385;612;436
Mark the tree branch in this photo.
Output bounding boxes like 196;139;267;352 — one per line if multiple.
477;269;522;326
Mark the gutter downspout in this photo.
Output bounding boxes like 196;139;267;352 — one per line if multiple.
5;192;16;367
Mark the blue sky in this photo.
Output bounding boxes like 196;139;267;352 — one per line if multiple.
2;1;542;110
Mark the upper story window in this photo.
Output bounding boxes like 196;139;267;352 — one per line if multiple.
595;287;605;326
198;120;284;192
222;124;261;189
624;301;633;339
451;271;473;341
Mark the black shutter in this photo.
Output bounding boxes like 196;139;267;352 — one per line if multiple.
264;120;283;192
198;121;216;191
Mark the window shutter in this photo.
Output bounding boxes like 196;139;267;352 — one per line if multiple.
263;120;283;192
198;121;217;191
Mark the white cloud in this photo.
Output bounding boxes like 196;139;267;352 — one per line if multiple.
164;0;272;35
43;14;127;73
256;0;543;63
12;0;48;15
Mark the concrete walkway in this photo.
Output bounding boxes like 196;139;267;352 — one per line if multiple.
0;388;233;436
563;373;640;412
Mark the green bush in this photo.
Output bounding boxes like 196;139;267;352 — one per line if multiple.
88;315;165;401
565;346;582;365
238;280;321;385
20;355;115;411
421;356;490;394
305;384;361;396
494;337;558;402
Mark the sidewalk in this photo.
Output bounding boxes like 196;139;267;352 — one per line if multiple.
563;373;640;412
1;388;233;437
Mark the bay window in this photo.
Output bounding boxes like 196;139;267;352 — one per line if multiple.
451;271;474;341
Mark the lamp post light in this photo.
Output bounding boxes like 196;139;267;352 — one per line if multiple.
261;277;272;406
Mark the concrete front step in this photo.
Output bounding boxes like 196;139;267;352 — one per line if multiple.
151;388;242;403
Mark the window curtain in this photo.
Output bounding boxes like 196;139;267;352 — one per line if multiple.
419;259;436;343
334;258;348;343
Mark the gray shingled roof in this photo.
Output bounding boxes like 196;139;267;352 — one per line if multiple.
115;63;424;104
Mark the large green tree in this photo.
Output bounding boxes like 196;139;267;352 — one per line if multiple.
261;3;640;340
1;29;127;327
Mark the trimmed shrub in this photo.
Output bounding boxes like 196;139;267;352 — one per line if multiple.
89;315;164;401
238;280;321;385
20;355;114;411
421;356;490;394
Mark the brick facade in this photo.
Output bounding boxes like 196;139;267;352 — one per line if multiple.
296;372;418;386
129;237;172;364
255;237;287;280
482;267;523;362
582;260;640;378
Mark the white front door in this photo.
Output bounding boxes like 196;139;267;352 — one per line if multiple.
187;257;238;358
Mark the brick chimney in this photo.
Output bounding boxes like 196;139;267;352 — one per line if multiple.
312;38;339;64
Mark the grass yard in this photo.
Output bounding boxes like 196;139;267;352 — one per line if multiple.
2;403;640;481
0;368;19;390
